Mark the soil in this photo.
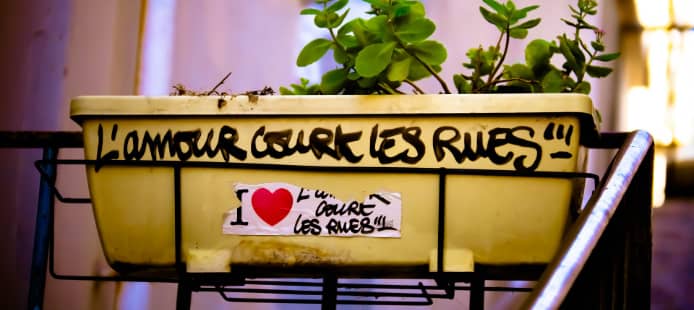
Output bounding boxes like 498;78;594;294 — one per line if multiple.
170;72;275;106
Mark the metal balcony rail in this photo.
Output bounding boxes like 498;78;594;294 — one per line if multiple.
524;130;654;309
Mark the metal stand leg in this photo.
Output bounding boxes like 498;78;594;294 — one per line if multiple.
173;167;192;310
321;274;337;310
28;147;58;310
469;277;485;310
176;281;193;310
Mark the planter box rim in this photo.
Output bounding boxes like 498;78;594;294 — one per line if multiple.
71;94;599;142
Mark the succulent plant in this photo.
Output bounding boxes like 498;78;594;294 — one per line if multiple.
282;0;619;96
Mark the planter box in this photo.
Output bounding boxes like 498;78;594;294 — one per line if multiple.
70;94;598;274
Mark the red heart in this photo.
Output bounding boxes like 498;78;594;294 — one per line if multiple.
251;188;293;226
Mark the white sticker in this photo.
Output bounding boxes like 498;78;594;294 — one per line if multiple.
223;183;401;238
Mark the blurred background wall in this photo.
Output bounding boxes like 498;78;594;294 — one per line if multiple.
0;1;69;308
0;0;691;309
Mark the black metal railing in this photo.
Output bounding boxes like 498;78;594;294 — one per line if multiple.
0;130;653;310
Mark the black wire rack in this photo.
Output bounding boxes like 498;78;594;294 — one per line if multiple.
0;130;654;310
33;156;598;309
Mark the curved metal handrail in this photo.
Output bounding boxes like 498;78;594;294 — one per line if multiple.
523;130;654;309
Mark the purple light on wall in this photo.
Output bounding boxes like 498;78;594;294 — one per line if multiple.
139;0;178;95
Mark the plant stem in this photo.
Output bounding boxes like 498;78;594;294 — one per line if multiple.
329;28;345;51
404;79;425;94
573;49;598;90
482;29;506;88
410;51;452;94
574;10;582;39
490;78;540;86
379;82;405;94
472;52;483;91
496;29;504;48
324;1;346;52
570;8;597;90
486;24;511;89
396;39;451;94
207;72;232;95
390;23;451;94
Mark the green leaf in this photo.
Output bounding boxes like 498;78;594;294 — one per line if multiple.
408;61;438;81
568;38;586;66
586;65;613;78
509;28;528;39
377;82;399;94
594;52;620;62
395;18;436;42
464;46;498;76
300;8;321;15
337;33;358;49
297;38;333;67
542;69;564;93
505;0;517;13
308;84;321;94
409;40;447;65
510;5;539;23
321;69;348;94
279;86;294;95
326;0;348;12
391;1;427;21
351;18;379;46
591;40;605;52
281;78;321;95
517;5;539;16
561;18;579;28
365;15;388;32
510;5;539;24
515;18;541;29
505;63;534;80
558;35;580;73
333;46;349;64
355;42;396;77
525;39;552;71
347;71;360;80
393;3;411;17
387;56;412;81
580;0;598;12
357;76;378;88
408;2;426;18
483;0;506;14
337;18;353;36
453;74;472;93
549;40;560;53
323;11;341;28
559;36;586;73
480;7;507;29
362;0;389;10
314;12;329;28
574;81;591;94
328;8;350;28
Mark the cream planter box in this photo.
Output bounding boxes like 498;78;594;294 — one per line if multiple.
70;94;598;274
